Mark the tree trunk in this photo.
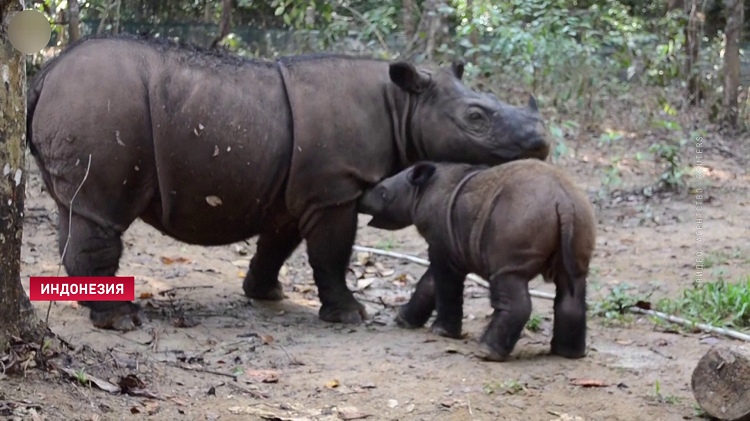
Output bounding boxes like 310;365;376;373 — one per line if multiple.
203;0;212;22
402;0;417;41
667;0;685;13
67;0;81;43
112;0;121;35
722;0;743;127
692;345;750;420
209;0;232;48
402;0;449;62
467;0;479;63
685;0;703;105
0;0;44;353
97;0;113;35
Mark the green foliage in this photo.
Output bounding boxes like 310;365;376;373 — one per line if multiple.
647;128;706;192
526;314;543;332
483;379;526;395
591;283;652;320
657;275;750;331
653;379;681;404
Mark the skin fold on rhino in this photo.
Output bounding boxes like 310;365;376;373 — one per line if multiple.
26;33;551;332
357;160;596;361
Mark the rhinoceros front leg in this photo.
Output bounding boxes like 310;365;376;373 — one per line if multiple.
396;265;437;329
243;219;302;301
303;202;367;324
429;260;467;339
58;209;143;332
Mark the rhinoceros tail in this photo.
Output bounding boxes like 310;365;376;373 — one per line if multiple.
555;193;580;298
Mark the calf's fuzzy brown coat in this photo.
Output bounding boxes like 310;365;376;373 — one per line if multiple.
358;159;596;360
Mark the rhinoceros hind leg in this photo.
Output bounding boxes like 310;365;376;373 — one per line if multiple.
550;274;587;359
396;265;437;329
58;209;142;332
303;203;367;324
243;222;302;301
479;274;532;361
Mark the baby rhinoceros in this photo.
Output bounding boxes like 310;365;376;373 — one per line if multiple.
357;159;596;361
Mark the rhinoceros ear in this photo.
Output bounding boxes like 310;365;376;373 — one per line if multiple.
408;162;437;187
389;62;430;93
451;61;465;80
527;94;538;112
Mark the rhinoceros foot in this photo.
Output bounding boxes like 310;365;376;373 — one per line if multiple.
395;305;429;329
242;272;286;301
476;342;511;363
89;302;143;332
550;339;587;360
429;320;462;339
319;301;368;324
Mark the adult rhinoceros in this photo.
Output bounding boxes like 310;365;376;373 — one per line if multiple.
27;34;550;331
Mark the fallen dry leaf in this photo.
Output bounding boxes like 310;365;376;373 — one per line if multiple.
206;195;223;206
570;379;608;388
246;369;280;383
261;334;275;345
337;406;371;420
139;292;154;299
142;401;160;415
161;256;190;265
168;397;189;406
550;414;584;421
118;374;146;391
29;408;42;421
59;368;120;394
232;259;251;267
356;278;376;291
326;379;340;389
355;252;370;265
172;316;199;328
238;271;247;278
374;262;395;277
227;406;311;421
634;300;652;310
615;339;634;345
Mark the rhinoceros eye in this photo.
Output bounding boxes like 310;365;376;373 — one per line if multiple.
465;107;488;125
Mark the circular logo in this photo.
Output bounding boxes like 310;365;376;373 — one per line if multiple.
8;10;52;54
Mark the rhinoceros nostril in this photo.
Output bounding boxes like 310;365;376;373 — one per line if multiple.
525;135;550;151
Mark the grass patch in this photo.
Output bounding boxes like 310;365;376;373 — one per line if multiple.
591;283;653;321
657;275;750;331
526;314;543;332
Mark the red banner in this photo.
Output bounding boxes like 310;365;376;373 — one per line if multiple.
29;277;135;301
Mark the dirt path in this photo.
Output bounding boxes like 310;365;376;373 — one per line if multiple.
3;132;749;421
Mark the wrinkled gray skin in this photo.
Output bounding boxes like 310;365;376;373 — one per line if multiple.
358;160;596;361
27;34;550;332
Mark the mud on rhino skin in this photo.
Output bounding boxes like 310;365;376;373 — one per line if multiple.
26;33;551;331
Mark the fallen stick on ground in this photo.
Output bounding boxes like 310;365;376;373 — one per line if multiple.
352;245;750;343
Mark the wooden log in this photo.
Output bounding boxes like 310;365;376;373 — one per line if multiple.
692;344;750;421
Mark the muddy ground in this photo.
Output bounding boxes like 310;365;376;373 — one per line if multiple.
2;117;750;421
